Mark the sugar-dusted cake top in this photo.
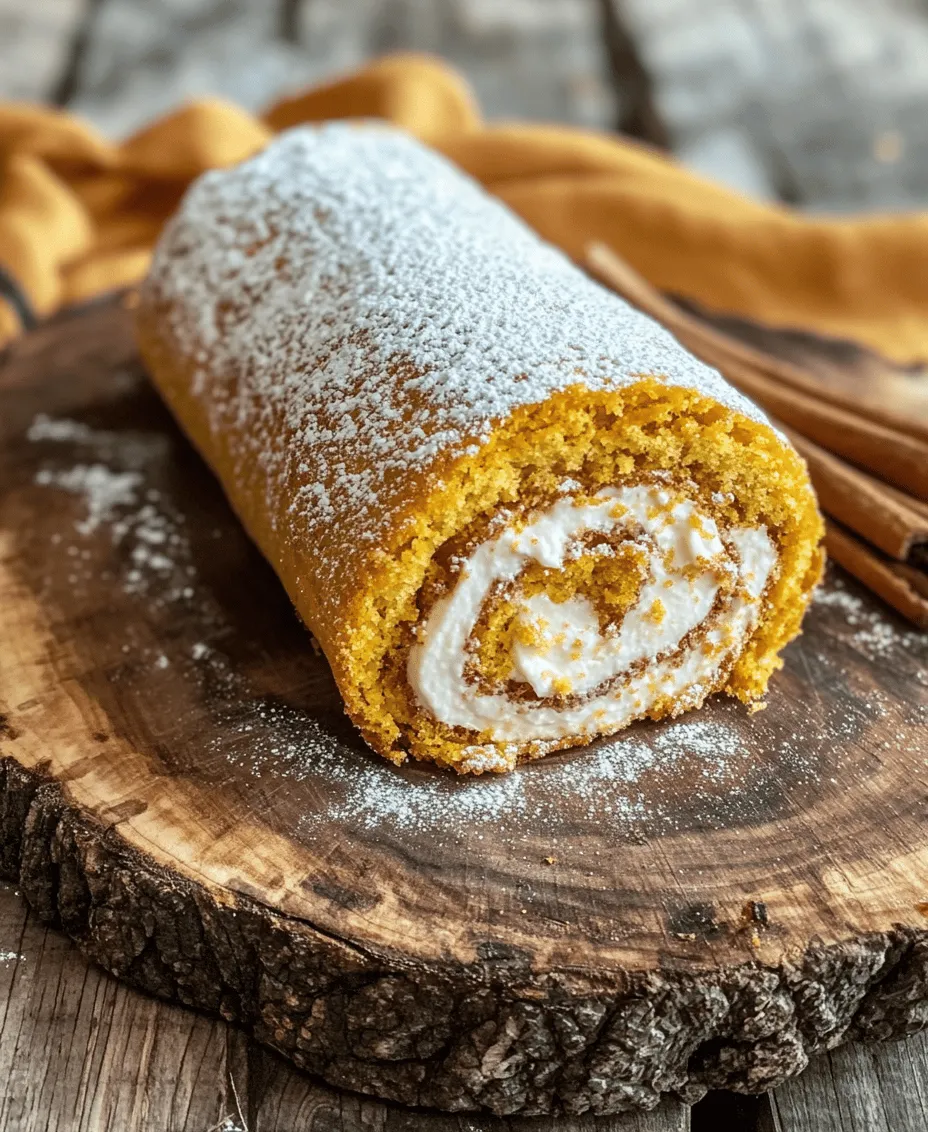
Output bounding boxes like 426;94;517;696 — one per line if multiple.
144;123;767;565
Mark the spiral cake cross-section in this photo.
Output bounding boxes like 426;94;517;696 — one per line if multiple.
409;481;776;744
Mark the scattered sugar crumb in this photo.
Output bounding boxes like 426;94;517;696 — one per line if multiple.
215;1118;246;1132
28;414;99;444
35;464;143;535
814;571;926;661
215;698;769;842
30;413;206;632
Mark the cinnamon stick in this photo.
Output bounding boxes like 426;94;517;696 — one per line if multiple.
783;428;928;561
825;521;928;629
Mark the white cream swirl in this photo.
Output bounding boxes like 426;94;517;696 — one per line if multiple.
407;483;775;744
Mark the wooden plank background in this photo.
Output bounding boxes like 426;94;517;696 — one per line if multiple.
4;0;928;207
2;1;928;1129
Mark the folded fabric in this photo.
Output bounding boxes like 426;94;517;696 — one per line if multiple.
2;52;928;368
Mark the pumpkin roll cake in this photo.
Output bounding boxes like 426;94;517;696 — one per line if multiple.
136;124;823;774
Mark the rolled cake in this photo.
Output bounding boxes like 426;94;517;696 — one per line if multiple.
136;124;823;774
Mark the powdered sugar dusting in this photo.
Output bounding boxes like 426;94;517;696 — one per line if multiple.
30;414;200;608
35;464;143;536
27;414;100;445
814;572;926;662
211;693;792;845
143;123;769;610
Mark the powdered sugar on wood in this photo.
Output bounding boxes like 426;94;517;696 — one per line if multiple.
26;404;926;852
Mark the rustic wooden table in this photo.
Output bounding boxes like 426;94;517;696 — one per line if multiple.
2;2;928;1131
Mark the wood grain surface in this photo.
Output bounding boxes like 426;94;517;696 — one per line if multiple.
0;880;249;1131
49;0;616;140
2;297;928;1121
0;0;86;102
772;1033;928;1132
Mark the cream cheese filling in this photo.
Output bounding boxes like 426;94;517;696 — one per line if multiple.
407;483;776;743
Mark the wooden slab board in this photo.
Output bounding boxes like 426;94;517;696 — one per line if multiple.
0;880;689;1132
1;297;927;1117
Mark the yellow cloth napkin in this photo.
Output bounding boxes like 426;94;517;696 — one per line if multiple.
2;52;927;364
